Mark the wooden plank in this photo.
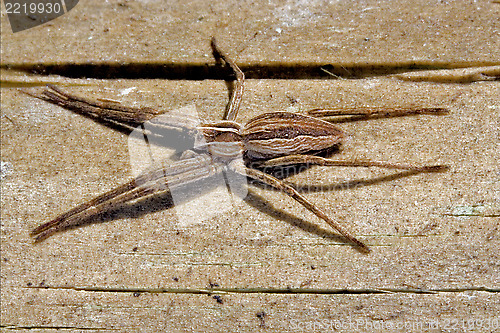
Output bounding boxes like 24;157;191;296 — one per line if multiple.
2;77;499;331
1;0;499;331
3;288;499;332
1;0;499;66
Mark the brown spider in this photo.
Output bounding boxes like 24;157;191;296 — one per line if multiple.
27;38;448;252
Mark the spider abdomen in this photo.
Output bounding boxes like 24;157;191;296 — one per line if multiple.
242;112;344;159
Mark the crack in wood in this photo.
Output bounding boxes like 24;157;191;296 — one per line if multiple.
0;325;109;330
2;62;499;80
26;285;500;295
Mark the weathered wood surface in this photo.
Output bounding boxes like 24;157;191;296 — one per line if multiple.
1;0;499;332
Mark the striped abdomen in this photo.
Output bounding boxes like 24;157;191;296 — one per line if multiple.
242;112;344;159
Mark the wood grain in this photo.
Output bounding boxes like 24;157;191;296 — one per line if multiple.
1;0;499;331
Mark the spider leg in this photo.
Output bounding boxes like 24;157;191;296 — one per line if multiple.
22;84;161;131
32;154;221;241
230;161;370;252
307;106;448;119
211;37;245;121
31;182;160;242
257;155;448;172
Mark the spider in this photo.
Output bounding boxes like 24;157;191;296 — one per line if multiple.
28;38;448;252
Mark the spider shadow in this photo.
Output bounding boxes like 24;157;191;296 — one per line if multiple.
33;175;230;241
243;168;435;251
34;162;433;253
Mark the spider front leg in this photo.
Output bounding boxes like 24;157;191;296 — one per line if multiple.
307;106;449;118
211;37;245;121
31;179;154;242
257;155;449;173
229;160;370;252
31;154;220;241
23;84;161;131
